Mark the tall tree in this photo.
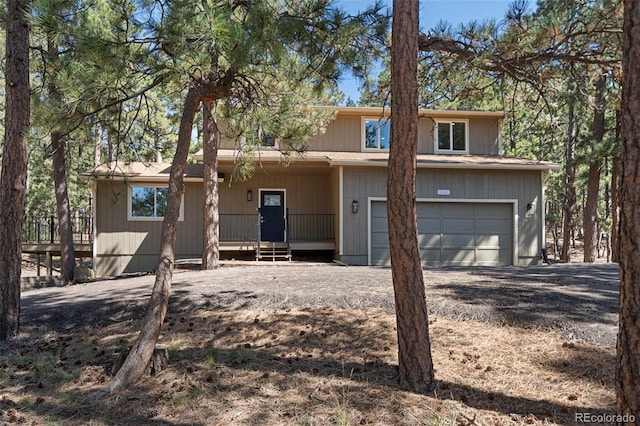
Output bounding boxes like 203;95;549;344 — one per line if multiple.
583;74;607;262
387;0;435;393
94;85;202;397
562;93;578;262
30;0;172;282
201;101;220;270
0;0;30;340
617;0;640;415
46;26;76;283
92;0;389;396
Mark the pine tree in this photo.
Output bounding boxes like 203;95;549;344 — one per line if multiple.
91;0;389;396
0;0;30;340
388;0;435;393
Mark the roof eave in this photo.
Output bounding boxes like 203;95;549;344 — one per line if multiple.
328;159;561;171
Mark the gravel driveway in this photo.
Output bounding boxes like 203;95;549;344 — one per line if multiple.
19;262;619;347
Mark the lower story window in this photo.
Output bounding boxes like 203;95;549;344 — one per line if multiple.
128;186;182;221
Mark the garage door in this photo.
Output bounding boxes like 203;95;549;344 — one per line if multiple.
370;201;513;266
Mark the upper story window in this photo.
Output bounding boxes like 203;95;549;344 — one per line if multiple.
435;119;468;153
261;133;276;147
363;118;391;150
128;185;183;221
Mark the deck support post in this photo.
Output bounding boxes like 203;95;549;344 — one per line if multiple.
46;251;52;276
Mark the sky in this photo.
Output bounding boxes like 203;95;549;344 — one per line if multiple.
337;0;523;102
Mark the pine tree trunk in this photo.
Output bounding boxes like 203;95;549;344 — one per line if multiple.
583;75;605;263
611;109;622;264
51;131;76;283
0;0;30;341
616;0;640;416
561;99;577;263
202;101;220;270
583;163;601;262
93;86;202;397
611;157;621;263
388;0;435;394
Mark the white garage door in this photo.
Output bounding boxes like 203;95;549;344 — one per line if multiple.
370;201;513;267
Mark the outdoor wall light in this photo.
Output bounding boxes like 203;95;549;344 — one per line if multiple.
247;189;253;202
526;202;535;218
352;200;359;214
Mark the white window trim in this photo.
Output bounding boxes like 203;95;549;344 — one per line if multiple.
127;184;184;221
434;119;469;154
362;117;391;151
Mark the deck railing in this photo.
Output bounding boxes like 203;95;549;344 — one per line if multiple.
288;213;335;241
219;214;258;242
22;212;334;245
22;213;93;244
219;213;335;242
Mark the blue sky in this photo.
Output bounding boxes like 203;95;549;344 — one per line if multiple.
337;0;522;102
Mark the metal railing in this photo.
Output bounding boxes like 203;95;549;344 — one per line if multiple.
220;213;335;243
288;213;335;241
23;212;93;244
219;214;258;242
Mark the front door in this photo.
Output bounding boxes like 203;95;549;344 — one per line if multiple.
260;190;286;242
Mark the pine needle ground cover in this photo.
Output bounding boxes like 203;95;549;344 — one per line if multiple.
0;305;614;425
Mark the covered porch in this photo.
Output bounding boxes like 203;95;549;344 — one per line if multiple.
214;152;340;260
218;212;336;258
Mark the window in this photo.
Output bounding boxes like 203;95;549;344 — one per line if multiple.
263;194;281;206
261;133;276;147
435;120;468;153
363;118;391;150
128;185;183;221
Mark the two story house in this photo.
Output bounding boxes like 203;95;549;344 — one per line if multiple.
86;106;560;277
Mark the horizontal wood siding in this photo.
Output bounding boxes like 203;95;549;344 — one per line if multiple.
342;167;543;266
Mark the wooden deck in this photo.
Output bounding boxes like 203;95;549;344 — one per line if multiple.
22;243;93;276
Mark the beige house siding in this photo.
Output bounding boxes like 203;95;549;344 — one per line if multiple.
310;115;361;152
212;111;502;156
467;117;501;155
329;167;342;255
339;167;544;266
95;181;204;276
94;168;337;276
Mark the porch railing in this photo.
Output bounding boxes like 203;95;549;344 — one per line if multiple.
220;214;258;242
288;213;335;241
219;213;335;243
23;212;93;244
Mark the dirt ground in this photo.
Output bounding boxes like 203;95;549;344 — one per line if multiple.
1;261;621;426
20;261;619;347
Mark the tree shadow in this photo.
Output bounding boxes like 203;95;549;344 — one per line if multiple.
427;264;619;346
